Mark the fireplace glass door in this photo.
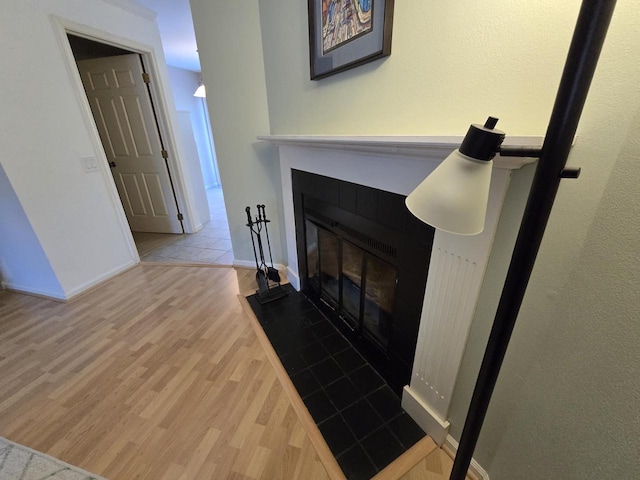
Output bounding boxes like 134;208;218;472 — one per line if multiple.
363;255;396;348
341;241;364;329
305;219;397;351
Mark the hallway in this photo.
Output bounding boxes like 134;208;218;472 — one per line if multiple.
133;187;233;265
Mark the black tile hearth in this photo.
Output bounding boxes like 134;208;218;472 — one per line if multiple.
348;364;385;396
360;426;406;471
299;341;330;366
309;320;336;340
290;368;321;398
305;389;338;423
336;445;378;480
333;347;367;374
318;414;356;457
342;399;384;439
388;412;428;450
367;386;405;422
320;332;351;355
324;376;361;411
310;358;343;385
247;285;426;479
279;350;307;375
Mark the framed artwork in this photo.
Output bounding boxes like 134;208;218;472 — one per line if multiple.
308;0;394;80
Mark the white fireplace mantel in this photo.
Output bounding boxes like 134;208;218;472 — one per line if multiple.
261;134;540;447
257;134;540;169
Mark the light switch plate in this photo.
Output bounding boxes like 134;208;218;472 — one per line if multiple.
80;156;99;173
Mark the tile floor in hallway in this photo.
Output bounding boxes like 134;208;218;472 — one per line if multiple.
133;186;234;266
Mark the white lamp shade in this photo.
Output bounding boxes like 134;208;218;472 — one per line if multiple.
193;84;206;97
405;150;493;235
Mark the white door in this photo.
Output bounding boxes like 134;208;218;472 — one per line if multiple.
77;54;183;233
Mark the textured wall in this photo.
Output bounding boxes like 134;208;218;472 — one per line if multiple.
441;4;640;479
259;0;577;136
451;105;640;479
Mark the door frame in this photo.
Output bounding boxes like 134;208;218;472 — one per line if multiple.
51;15;198;260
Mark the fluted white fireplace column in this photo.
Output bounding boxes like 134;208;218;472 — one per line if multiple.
259;135;537;446
401;166;511;445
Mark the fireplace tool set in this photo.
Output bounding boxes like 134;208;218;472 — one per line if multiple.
246;204;287;304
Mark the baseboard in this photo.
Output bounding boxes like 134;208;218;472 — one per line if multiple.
233;259;258;269
1;261;138;303
401;386;450;446
286;266;300;290
232;260;286;273
443;435;490;480
1;282;67;302
64;260;138;300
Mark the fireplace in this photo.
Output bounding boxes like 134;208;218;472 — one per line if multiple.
306;220;397;348
293;170;434;396
262;134;537;445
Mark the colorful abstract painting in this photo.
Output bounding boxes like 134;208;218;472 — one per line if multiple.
322;0;373;54
309;0;393;79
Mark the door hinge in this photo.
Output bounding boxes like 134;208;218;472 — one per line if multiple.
177;213;184;221
161;150;168;159
142;72;151;84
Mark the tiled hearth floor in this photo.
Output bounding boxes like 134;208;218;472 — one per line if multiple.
247;284;427;480
133;186;234;265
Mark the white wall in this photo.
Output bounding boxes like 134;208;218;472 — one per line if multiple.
165;66;213;229
190;1;285;265
0;0;198;298
176;110;210;229
0;165;64;299
166;66;219;189
259;0;572;136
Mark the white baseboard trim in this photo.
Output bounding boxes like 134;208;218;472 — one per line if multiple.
401;385;450;446
2;261;137;301
444;435;490;480
286;266;300;290
233;259;257;269
1;282;67;301
64;260;138;300
232;260;286;273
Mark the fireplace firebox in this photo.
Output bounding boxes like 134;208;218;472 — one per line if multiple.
293;170;435;395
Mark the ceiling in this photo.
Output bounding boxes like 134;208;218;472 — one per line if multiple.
136;0;201;72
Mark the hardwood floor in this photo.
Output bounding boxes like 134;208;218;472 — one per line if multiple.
0;264;464;480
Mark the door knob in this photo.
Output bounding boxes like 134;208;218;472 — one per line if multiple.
109;162;116;168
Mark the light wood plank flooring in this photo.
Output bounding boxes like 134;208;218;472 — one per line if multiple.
0;264;464;479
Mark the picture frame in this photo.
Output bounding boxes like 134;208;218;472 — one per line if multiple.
308;0;394;80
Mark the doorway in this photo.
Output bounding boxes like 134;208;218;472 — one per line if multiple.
66;31;233;265
68;34;184;234
133;187;233;265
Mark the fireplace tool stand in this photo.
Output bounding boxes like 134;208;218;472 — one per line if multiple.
246;205;287;304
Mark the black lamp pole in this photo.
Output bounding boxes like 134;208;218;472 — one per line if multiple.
450;1;617;479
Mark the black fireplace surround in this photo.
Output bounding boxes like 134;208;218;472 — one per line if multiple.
293;170;435;396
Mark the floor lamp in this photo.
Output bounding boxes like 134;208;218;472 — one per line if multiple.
405;1;617;478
